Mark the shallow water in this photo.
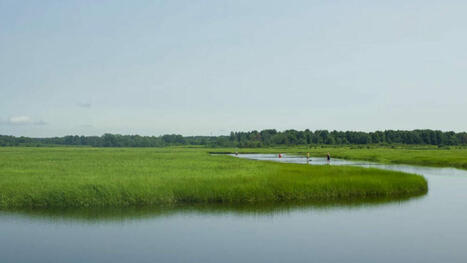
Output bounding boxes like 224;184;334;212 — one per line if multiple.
1;155;467;263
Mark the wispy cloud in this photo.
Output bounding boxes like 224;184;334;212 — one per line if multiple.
79;124;94;128
33;120;48;125
8;116;32;125
77;102;92;108
0;116;48;126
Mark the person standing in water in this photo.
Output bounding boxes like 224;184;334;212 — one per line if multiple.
326;152;331;162
306;152;310;164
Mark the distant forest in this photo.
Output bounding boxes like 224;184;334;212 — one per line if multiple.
1;129;466;147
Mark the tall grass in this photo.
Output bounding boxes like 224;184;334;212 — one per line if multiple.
0;147;427;208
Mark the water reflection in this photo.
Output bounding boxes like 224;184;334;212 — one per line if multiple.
1;193;427;223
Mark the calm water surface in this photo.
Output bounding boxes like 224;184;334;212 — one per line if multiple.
1;154;466;263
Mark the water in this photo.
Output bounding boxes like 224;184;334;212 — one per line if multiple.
1;155;467;263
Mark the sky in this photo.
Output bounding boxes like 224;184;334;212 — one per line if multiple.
1;0;466;137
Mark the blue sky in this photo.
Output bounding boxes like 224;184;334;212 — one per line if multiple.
1;0;466;137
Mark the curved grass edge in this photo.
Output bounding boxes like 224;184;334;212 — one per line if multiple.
0;167;428;209
0;148;428;209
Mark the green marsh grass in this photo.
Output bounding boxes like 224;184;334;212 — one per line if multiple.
0;147;427;209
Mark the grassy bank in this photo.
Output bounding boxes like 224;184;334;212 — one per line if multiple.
212;145;467;169
0;147;427;209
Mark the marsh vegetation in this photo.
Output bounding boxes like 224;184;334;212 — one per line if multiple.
0;147;427;209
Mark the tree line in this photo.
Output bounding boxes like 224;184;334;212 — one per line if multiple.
0;129;466;147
